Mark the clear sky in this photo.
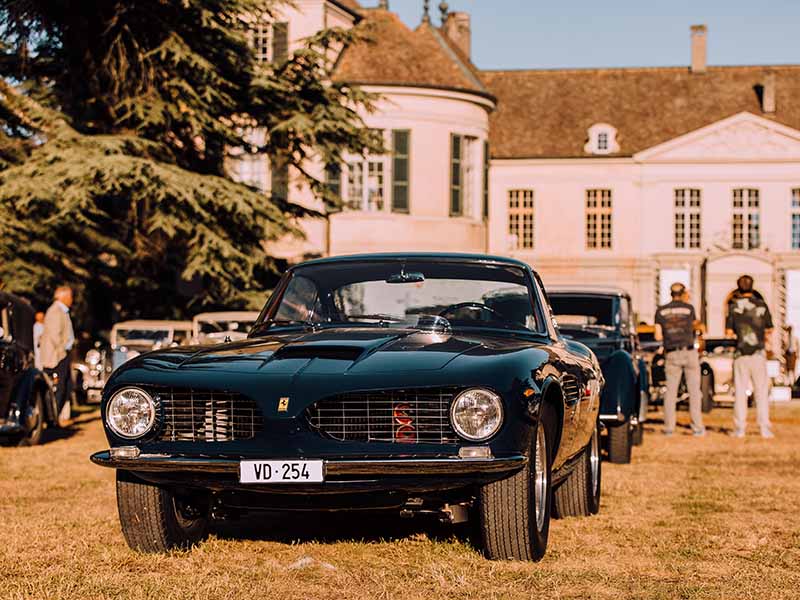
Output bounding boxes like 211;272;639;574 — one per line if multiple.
371;0;800;70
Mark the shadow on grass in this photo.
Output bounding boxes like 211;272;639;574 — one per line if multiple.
43;406;101;444
211;509;473;547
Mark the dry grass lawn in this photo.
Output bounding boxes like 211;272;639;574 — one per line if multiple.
1;403;799;600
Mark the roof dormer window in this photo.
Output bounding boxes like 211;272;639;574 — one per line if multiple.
585;124;619;155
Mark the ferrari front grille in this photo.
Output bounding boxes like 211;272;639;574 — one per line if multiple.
306;388;459;444
155;388;263;442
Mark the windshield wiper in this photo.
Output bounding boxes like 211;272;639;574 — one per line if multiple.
345;314;405;327
250;318;319;336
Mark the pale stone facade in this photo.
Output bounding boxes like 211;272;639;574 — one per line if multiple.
233;1;800;335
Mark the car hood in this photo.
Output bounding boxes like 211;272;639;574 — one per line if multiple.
124;327;521;376
559;328;620;363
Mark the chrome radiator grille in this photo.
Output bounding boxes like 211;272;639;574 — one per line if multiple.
155;388;263;442
306;388;459;444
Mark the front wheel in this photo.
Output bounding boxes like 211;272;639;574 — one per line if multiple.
17;390;45;447
554;421;601;518
116;470;209;553
606;418;632;464
478;403;555;561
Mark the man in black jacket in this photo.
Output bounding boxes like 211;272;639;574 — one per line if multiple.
655;282;705;437
726;275;774;439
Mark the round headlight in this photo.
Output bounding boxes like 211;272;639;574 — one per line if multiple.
85;349;101;366
106;387;156;439
450;388;504;442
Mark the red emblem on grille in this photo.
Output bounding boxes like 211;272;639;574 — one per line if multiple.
393;403;416;443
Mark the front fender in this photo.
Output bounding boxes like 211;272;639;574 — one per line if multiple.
10;369;57;426
599;350;637;419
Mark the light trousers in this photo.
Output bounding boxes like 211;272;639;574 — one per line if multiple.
663;349;705;434
733;351;771;434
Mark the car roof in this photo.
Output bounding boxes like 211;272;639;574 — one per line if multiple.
547;285;631;298
111;320;193;331
292;253;532;270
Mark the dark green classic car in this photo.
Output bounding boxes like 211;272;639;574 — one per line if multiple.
92;254;604;561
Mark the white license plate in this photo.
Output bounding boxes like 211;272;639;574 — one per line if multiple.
239;460;324;484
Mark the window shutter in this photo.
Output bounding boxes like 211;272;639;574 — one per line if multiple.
391;130;410;213
325;164;341;198
482;140;490;219
270;157;289;200
450;134;462;216
272;22;288;63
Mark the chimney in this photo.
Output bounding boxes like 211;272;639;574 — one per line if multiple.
763;70;776;113
443;12;471;58
690;24;707;73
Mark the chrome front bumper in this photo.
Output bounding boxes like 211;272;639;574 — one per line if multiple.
90;450;527;477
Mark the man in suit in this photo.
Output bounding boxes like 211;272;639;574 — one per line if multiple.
40;286;75;426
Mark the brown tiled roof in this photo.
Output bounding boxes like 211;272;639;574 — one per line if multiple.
333;10;492;99
330;0;361;15
482;65;800;159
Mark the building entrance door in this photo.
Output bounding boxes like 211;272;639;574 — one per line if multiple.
703;253;774;337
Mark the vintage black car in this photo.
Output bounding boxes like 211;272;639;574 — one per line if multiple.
0;292;59;446
91;254;603;561
547;287;649;464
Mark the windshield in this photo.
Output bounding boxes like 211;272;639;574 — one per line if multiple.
256;260;542;333
198;320;254;335
115;329;171;345
549;296;616;328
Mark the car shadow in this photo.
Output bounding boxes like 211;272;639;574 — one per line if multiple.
211;510;472;547
42;407;102;444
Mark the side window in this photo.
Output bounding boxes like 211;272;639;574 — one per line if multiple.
532;272;557;337
274;276;321;323
618;297;632;334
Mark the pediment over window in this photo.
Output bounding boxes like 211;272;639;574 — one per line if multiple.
635;112;800;162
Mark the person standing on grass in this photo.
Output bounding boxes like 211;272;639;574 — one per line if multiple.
655;282;706;437
726;275;774;439
40;286;75;426
33;311;45;370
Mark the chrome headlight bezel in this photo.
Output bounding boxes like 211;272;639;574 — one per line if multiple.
449;387;504;442
106;387;156;440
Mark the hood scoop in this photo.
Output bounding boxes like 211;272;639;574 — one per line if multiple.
272;344;365;362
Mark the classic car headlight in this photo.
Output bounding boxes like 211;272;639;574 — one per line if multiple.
450;388;504;442
106;387;156;439
85;349;102;366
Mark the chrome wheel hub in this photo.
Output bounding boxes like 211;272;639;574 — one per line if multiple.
533;425;548;531
590;425;600;497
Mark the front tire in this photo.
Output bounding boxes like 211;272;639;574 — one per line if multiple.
607;418;632;464
17;390;45;447
478;403;555;561
554;421;601;518
116;470;209;553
